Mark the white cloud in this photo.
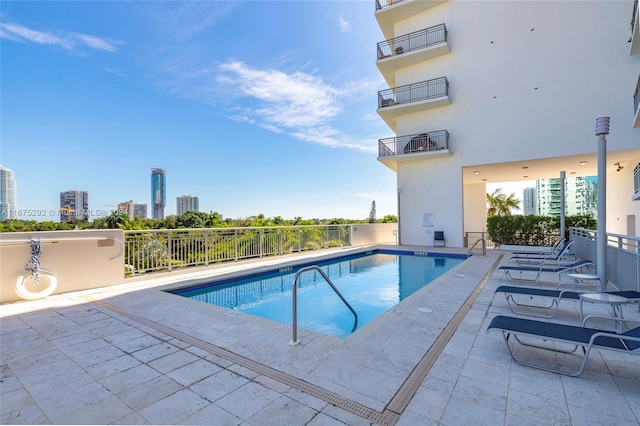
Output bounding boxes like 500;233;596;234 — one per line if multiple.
75;34;118;52
338;14;350;33
0;22;119;53
0;23;70;48
217;61;376;153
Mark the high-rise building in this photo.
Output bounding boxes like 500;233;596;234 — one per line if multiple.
151;168;166;220
0;165;16;220
60;190;88;222
537;176;597;217
176;195;199;215
118;200;148;220
523;187;537;216
374;1;639;245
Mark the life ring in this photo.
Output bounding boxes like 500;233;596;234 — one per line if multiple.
15;270;58;300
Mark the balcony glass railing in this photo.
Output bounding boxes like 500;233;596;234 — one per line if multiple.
375;0;404;11
378;130;449;157
378;77;449;108
377;24;447;60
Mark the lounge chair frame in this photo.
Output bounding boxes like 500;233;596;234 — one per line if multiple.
499;260;594;285
492;285;640;318
487;315;640;376
510;241;576;266
510;238;565;257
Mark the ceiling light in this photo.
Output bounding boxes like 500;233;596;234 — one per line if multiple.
580;161;587;165
474;171;480;175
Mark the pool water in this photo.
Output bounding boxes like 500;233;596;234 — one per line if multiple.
170;251;464;338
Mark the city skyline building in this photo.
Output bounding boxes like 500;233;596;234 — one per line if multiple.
151;168;166;220
374;1;639;245
118;200;148;220
59;189;88;222
537;176;598;218
177;195;199;216
523;187;537;216
0;165;16;220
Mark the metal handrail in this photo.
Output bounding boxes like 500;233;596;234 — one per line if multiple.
467;238;486;257
375;0;403;11
378;130;449;157
376;24;447;60
290;265;358;345
378;77;449;108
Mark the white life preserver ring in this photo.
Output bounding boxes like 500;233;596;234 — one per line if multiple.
15;271;58;300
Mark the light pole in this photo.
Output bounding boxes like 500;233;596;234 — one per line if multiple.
595;117;609;291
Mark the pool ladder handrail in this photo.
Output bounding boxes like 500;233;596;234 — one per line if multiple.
290;265;358;346
467;237;486;257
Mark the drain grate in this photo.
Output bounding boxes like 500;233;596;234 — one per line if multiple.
84;255;503;425
86;297;386;423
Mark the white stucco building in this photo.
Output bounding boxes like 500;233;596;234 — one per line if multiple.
375;0;640;247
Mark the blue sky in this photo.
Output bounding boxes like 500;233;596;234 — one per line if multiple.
1;1;398;221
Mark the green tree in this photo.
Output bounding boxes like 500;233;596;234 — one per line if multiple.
175;211;207;228
379;214;398;223
368;201;377;223
105;211;131;229
486;188;521;216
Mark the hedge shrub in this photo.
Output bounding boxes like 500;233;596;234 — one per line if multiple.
487;215;596;246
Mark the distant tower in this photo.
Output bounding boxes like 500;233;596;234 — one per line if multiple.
151;168;166;220
523;187;537;216
118;200;148;220
177;195;199;215
60;189;88;222
0;165;16;219
537;176;597;217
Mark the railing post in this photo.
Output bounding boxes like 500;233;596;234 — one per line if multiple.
234;229;238;261
205;230;209;266
167;230;172;272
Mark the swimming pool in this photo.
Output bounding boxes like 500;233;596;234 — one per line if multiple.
169;250;465;338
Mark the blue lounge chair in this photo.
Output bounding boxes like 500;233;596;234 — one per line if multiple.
509;241;575;265
497;259;594;284
487;315;640;376
510;238;565;257
492;285;640;318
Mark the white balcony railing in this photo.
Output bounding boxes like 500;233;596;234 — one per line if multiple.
123;225;351;275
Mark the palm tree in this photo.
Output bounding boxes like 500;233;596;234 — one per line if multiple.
486;188;521;216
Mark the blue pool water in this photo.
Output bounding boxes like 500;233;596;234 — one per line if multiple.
169;251;465;338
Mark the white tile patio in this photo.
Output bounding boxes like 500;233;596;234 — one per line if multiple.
1;248;638;425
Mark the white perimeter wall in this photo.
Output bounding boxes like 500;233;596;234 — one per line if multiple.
390;0;640;247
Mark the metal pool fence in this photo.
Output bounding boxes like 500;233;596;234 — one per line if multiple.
123;225;350;276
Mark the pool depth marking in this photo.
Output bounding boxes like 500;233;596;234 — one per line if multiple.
83;255;502;425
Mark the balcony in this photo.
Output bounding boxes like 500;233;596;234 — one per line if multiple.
377;77;450;131
375;0;448;41
377;130;450;171
634;162;640;201
377;24;450;86
630;0;639;56
634;73;640;128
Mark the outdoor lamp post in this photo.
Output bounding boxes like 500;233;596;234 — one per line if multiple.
595;116;609;291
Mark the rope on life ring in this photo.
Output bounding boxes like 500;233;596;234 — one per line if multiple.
15;270;58;300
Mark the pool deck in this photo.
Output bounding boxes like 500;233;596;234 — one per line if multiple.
1;245;639;425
